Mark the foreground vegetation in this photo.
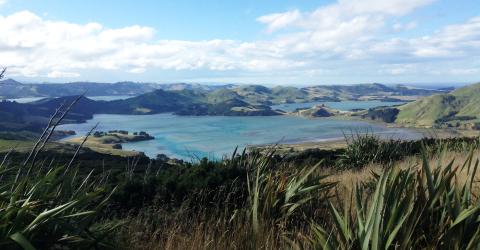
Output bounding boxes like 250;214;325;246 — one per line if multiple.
112;143;480;249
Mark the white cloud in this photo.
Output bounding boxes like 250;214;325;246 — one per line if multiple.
47;70;80;78
339;0;435;16
253;0;434;58
0;0;6;6
449;68;480;75
0;11;306;78
257;10;301;33
257;0;434;31
393;21;417;32
370;16;480;61
0;0;479;83
129;68;146;74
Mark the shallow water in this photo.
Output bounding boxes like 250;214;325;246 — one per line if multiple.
58;113;422;160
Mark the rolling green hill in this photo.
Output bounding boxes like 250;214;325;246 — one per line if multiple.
395;82;480;128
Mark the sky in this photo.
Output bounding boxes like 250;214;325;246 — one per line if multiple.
0;0;479;85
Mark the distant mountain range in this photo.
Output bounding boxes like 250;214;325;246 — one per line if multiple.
0;79;237;98
0;79;448;104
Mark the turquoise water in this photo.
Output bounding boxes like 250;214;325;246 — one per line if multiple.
58;113;422;160
271;100;405;112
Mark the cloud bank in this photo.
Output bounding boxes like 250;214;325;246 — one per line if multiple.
0;0;479;83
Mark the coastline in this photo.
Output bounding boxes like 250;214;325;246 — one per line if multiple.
62;131;154;157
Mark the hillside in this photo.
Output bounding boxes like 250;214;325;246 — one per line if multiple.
301;83;431;101
0;79;160;98
395;82;480;128
362;83;480;129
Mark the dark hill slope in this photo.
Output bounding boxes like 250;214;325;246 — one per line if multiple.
104;90;197;114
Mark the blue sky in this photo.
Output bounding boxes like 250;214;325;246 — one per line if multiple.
0;0;479;85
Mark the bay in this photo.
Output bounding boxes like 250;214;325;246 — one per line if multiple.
58;113;423;160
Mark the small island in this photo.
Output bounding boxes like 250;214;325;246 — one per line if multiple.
290;104;345;118
64;130;154;156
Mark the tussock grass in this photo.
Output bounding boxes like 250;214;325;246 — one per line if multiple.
337;132;480;169
0;98;120;249
312;149;480;249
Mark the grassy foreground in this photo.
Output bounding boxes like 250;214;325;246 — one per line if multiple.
1;118;480;249
113;146;480;249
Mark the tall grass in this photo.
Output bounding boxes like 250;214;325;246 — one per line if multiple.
0;98;119;249
113;139;480;249
241;149;335;241
312;149;480;249
0;164;119;249
114;148;336;249
338;132;480;169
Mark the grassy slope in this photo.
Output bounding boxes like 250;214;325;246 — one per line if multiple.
396;82;480;127
452;83;480;116
0;139;34;152
0;139;88;155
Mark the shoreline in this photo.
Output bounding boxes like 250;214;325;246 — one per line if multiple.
62;131;154;157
